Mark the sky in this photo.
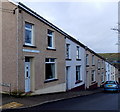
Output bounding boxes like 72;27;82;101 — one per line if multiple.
16;0;118;53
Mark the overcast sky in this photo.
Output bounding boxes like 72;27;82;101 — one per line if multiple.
17;0;118;53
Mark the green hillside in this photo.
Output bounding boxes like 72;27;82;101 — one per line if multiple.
98;53;120;69
98;53;120;62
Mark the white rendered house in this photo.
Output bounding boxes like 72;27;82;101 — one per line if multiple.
66;37;86;90
105;62;112;81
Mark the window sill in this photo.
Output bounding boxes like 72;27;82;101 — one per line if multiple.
76;59;81;61
23;44;37;48
86;65;89;67
46;48;56;51
75;80;83;84
66;58;72;61
91;81;96;84
44;78;58;83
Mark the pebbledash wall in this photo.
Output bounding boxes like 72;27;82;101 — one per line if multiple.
1;0;119;94
2;1;66;94
2;1;18;93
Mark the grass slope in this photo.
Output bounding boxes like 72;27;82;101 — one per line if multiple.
98;53;120;62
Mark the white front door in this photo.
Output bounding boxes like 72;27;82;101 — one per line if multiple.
25;58;31;92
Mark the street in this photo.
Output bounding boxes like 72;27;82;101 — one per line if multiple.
2;92;120;112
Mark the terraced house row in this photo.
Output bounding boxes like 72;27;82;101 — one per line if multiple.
0;1;119;95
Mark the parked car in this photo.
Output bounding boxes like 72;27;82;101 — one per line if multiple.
104;81;120;92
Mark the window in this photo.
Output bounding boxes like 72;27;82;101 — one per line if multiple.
101;73;104;82
45;58;56;80
86;54;89;65
76;46;80;59
108;74;110;81
92;55;95;65
91;70;95;82
66;44;70;59
47;29;54;49
101;60;104;68
98;59;101;69
76;66;81;81
25;22;34;45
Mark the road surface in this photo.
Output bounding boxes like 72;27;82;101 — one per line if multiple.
2;92;120;111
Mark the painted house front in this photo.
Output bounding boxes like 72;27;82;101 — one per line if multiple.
111;65;116;81
66;37;86;91
105;61;119;82
1;1;66;94
115;67;119;81
105;62;112;81
85;49;98;89
85;48;106;89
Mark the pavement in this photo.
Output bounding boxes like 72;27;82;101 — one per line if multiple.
0;88;103;110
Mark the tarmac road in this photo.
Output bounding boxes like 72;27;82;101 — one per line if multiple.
2;92;120;112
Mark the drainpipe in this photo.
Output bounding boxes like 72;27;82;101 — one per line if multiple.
13;7;19;93
16;8;19;93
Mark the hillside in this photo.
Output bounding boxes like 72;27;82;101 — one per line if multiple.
98;53;120;62
98;53;120;69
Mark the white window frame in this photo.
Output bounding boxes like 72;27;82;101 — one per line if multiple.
101;60;104;68
86;54;89;65
101;72;104;82
76;46;80;59
45;58;56;80
91;70;95;82
66;44;70;59
92;55;95;65
47;29;54;49
25;22;34;46
76;66;81;81
98;59;101;69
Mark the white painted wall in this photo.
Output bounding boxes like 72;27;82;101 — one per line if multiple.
105;62;111;81
66;38;86;90
105;62;116;81
111;66;116;81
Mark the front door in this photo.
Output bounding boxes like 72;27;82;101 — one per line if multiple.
25;58;31;92
86;71;89;89
66;66;70;90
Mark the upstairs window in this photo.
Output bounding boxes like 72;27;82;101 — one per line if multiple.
66;44;70;59
86;54;89;65
98;59;101;69
76;46;80;59
47;29;54;49
101;60;104;68
92;55;95;65
108;64;110;70
25;22;34;45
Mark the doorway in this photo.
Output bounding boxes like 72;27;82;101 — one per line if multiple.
25;57;31;92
